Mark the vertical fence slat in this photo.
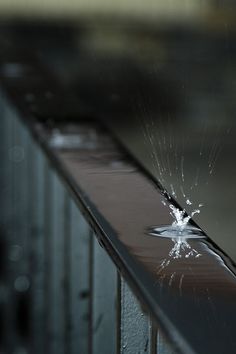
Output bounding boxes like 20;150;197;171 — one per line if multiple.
0;93;14;351
70;201;91;354
0;96;14;232
12;117;31;352
63;194;71;354
48;172;66;354
120;277;151;354
92;237;117;354
6;105;30;352
43;160;53;354
30;144;46;354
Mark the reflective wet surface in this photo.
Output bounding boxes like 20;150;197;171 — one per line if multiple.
38;121;236;354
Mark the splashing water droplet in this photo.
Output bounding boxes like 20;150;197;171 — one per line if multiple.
148;225;205;239
170;184;176;197
169;204;191;230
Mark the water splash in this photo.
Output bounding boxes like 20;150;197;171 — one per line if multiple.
148;199;205;263
169;204;201;230
149;222;204;259
169;236;202;259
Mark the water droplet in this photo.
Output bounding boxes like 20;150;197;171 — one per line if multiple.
169;205;190;228
170;184;176;197
191;209;200;217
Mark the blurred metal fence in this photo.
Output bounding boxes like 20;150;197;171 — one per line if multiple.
0;92;176;354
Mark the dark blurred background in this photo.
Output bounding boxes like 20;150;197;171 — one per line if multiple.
1;1;236;353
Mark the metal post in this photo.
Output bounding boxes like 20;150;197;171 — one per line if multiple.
11;116;31;352
29;143;46;354
69;200;91;354
92;237;117;354
0;92;13;351
1;98;29;352
120;277;151;354
46;171;66;354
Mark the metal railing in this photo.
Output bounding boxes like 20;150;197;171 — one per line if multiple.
1;43;236;354
0;78;176;354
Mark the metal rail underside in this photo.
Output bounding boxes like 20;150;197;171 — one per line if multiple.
0;45;236;354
